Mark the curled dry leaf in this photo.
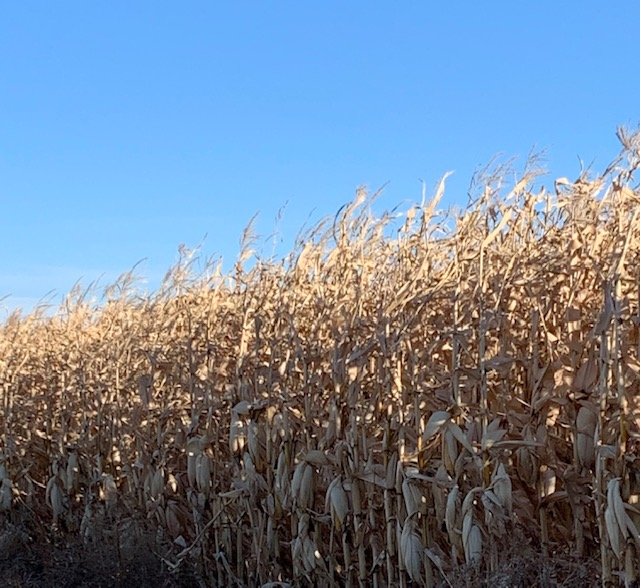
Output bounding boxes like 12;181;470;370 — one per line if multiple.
291;461;315;511
46;477;64;524
576;405;596;469
325;476;349;532
0;478;13;512
491;462;513;515
402;477;425;518
102;473;118;514
400;514;424;586
464;524;483;565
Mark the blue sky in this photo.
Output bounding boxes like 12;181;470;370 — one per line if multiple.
1;2;638;315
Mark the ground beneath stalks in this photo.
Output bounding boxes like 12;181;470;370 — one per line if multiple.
0;522;604;588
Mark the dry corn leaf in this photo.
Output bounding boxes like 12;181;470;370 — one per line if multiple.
423;411;451;441
302;449;335;467
446;421;475;454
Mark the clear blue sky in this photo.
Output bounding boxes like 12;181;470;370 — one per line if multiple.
1;2;638;315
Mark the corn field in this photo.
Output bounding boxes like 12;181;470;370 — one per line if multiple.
2;128;640;587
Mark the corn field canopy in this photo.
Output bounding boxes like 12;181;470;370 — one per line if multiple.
1;129;640;587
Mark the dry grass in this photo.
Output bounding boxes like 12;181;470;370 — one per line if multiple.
2;127;640;587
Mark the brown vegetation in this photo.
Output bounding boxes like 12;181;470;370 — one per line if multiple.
1;128;640;587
